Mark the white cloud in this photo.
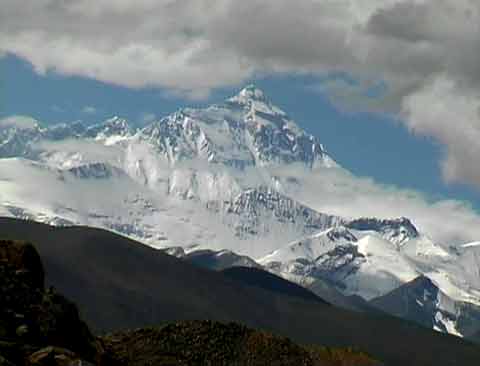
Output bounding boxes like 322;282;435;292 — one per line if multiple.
403;77;480;188
51;105;64;113
35;139;123;168
0;115;39;130
0;0;421;95
274;165;480;246
82;105;97;114
1;0;480;188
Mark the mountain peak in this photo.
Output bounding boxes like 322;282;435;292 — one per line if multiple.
228;84;272;106
102;116;130;130
86;116;132;139
238;84;267;100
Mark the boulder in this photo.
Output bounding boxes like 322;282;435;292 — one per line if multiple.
27;346;96;366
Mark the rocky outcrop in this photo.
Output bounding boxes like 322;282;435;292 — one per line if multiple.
0;240;103;365
27;346;94;366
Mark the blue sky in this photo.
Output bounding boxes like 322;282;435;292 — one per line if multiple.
2;54;480;211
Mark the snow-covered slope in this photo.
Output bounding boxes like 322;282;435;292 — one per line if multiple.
260;226;358;265
0;87;338;255
259;226;421;299
259;222;480;306
1;85;480;338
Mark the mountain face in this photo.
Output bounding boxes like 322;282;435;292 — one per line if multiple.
209;186;341;241
1;86;480;338
136;84;332;169
0;120;44;158
345;217;419;247
370;276;480;343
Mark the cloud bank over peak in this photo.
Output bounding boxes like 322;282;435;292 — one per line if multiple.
1;0;480;188
279;165;480;247
0;115;39;130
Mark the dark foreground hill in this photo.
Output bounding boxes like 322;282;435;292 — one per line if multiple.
0;239;381;366
1;217;480;366
220;266;327;304
102;321;381;366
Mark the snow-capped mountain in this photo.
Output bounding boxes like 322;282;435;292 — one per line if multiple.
0;118;45;158
1;85;480;339
259;225;422;300
258;219;476;304
136;84;333;169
